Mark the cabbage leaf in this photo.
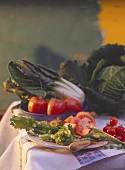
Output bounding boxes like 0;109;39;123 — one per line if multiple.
97;66;125;101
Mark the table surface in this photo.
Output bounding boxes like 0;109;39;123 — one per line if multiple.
0;101;125;170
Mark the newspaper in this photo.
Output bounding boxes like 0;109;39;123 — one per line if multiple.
73;144;125;167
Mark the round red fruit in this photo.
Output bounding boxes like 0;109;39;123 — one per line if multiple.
65;97;82;113
115;126;124;136
28;96;48;114
107;127;116;136
121;131;125;142
47;99;66;115
115;135;122;142
103;125;111;133
110;117;118;126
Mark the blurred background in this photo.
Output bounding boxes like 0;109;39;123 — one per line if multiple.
0;0;125;116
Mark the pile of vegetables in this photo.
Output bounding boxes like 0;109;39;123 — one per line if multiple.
3;60;85;109
4;43;125;149
10;111;96;146
10;114;125;148
3;43;125;116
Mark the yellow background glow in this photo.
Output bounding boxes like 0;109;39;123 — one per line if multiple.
98;0;125;45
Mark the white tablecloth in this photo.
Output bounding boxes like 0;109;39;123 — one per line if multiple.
0;101;125;170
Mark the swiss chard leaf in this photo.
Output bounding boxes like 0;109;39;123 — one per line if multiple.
37;64;59;80
8;61;46;97
3;77;33;100
19;60;39;74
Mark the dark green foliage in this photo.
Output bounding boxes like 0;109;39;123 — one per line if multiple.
86;44;125;80
84;87;120;115
3;77;33;100
3;60;60;100
58;44;125;116
58;59;85;86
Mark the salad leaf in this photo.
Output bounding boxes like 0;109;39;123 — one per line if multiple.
10;115;79;146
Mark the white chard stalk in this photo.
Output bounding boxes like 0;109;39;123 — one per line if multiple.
53;78;85;106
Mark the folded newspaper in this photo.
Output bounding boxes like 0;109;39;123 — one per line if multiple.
73;144;125;167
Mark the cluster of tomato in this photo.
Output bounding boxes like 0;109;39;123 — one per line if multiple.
103;117;125;142
28;96;82;115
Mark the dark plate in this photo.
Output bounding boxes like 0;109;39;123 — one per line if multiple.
20;102;88;121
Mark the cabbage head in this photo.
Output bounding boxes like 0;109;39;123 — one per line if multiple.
83;44;125;116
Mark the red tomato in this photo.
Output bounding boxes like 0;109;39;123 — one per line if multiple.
103;125;111;133
121;131;125;142
114;135;122;142
47;99;66;115
71;112;96;137
115;126;124;136
28;96;48;114
110;117;118;126
106;127;116;136
65;98;82;113
50;119;64;127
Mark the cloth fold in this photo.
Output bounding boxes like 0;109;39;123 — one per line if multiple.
0;131;24;170
0;101;20;156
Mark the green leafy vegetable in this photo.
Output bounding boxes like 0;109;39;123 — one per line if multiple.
10;115;37;131
10;115;80;145
10;115;60;135
39;125;76;145
59;44;125;116
97;66;125;101
3;77;33;100
3;60;85;105
84;44;125;115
